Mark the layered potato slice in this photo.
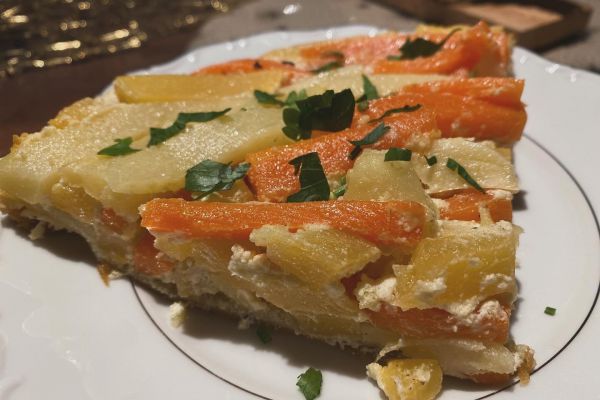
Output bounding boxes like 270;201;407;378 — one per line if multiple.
60;104;288;216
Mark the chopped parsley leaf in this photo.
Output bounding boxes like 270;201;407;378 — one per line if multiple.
446;158;484;192
256;324;272;343
348;123;390;160
426;155;438;166
387;28;460;61
369;104;421;123
97;137;140;156
283;89;355;141
287;152;330;202
184;160;250;199
254;90;285;106
544;307;557;316
331;176;347;198
384;147;412;161
148;109;231;146
311;61;343;73
357;74;379;111
296;367;322;400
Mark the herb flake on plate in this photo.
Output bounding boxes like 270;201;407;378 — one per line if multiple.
296;367;322;400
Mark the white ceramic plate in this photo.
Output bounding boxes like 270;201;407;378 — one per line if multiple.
1;26;599;400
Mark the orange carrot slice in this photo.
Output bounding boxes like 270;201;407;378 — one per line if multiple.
246;108;439;202
133;230;174;276
402;77;524;108
365;302;510;343
192;58;308;84
297;22;510;76
439;190;512;222
364;92;526;144
373;22;508;76
140;198;427;250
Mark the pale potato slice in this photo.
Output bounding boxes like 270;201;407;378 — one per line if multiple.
60;105;289;216
412;138;519;195
344;149;437;219
367;359;442;400
282;65;447;98
387;338;523;378
394;220;518;315
250;224;381;288
228;244;360;317
114;71;285;103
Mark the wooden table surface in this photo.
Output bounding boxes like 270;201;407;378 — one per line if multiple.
1;0;598;156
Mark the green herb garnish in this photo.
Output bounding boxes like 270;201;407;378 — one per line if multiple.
255;89;308;109
97;137;140;156
348;123;390;160
387;28;460;61
331;176;347;198
296;367;322;400
544;307;557;316
184;160;250;199
311;61;343;73
369;104;421;123
446;158;484;192
287;152;330;202
357;74;379;111
426;155;438;166
282;89;355;141
254;90;284;106
148;109;231;146
256;324;272;343
384;147;412;161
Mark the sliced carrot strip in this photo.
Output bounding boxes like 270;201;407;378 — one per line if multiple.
100;208;127;234
192;58;308;84
440;190;512;222
245;108;439;202
133;230;174;276
365;302;510;343
373;22;507;76
364;92;526;144
140;198;427;250
403;77;524;108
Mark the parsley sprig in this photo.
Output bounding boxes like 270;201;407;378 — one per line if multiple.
254;89;308;107
369;104;421;123
287;152;330;202
296;367;322;400
184;160;250;199
148;109;231;146
348;123;390;160
387;28;460;61
446;157;484;192
283;89;355;141
385;147;412;161
97;137;140;156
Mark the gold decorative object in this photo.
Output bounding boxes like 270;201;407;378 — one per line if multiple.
0;0;234;78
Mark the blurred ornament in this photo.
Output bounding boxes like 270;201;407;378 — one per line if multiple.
0;0;235;78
